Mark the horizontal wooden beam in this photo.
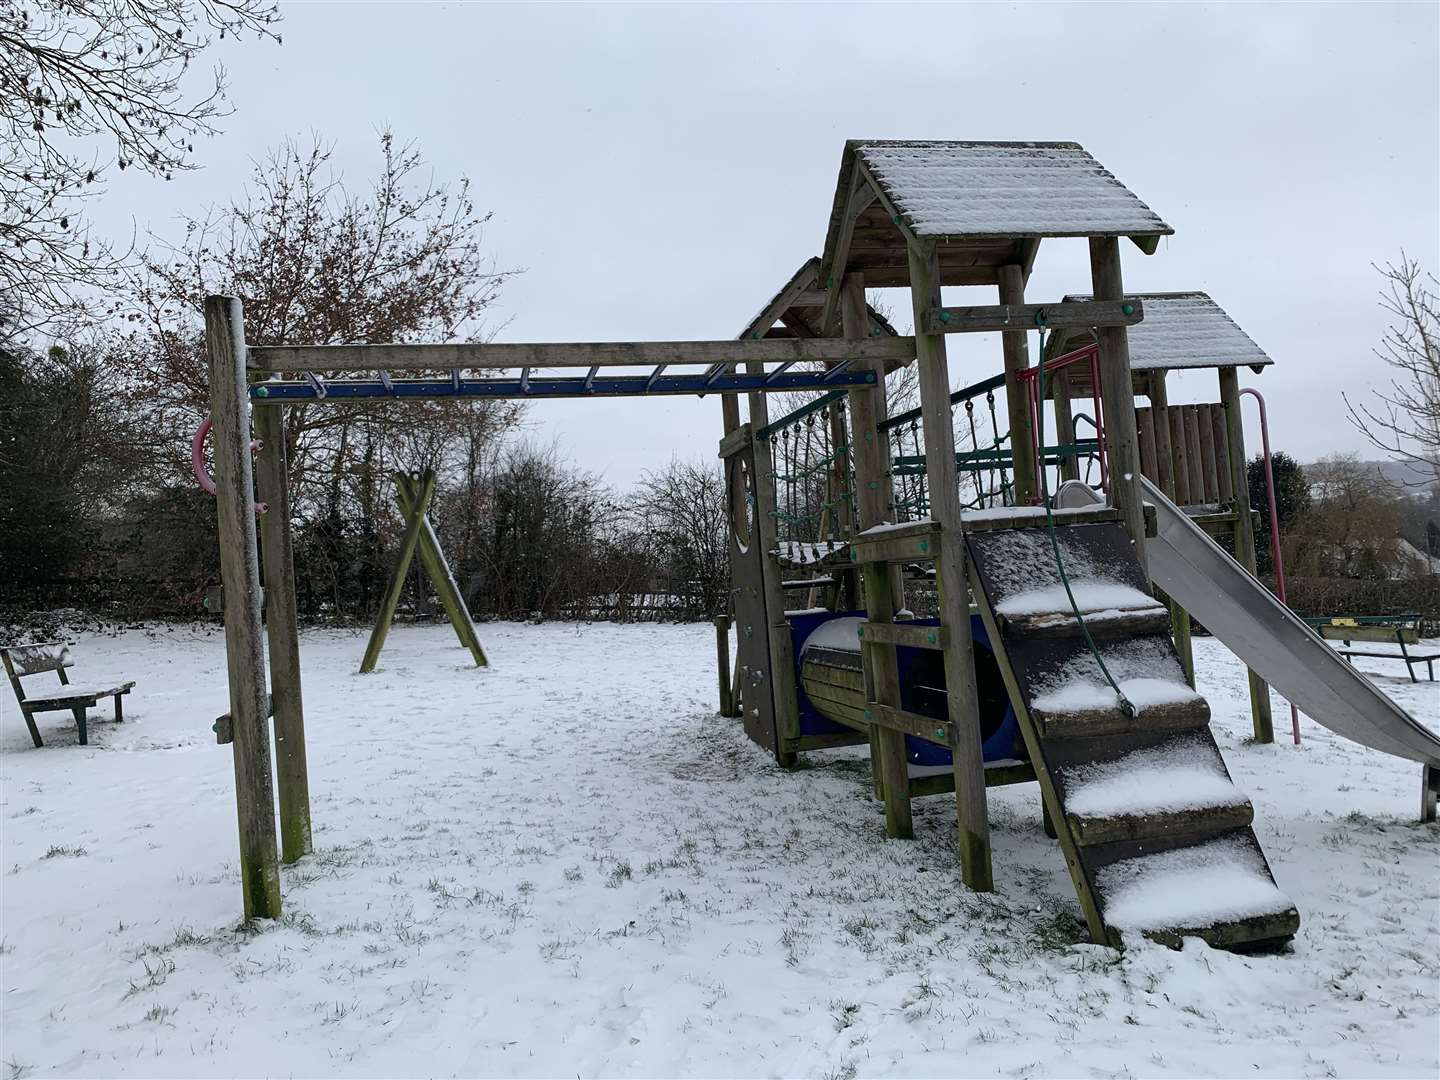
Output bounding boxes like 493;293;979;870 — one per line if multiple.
247;336;916;374
919;299;1144;335
864;702;952;745
857;621;948;650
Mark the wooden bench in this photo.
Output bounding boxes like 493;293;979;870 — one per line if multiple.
1336;648;1439;683
1;641;135;747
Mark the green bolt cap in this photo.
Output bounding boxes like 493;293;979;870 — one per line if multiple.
939;311;951;323
856;627;865;638
918;539;928;552
864;709;873;721
254;386;269;397
926;632;936;644
892;214;901;226
934;727;946;739
1122;303;1135;316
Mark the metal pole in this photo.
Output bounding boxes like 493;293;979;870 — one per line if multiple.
1241;387;1301;746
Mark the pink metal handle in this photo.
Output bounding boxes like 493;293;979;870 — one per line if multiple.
1240;386;1300;746
192;416;267;514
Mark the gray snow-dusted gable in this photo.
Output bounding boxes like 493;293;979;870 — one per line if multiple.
856;141;1173;239
1062;292;1275;371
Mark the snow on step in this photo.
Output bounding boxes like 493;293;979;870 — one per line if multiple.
1064;740;1247;819
994;579;1158;618
1097;835;1295;933
1032;675;1202;716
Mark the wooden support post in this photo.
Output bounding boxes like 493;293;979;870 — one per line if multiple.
253;403;312;865
842;273;911;839
1422;764;1437;824
714;615;735;716
1220;366;1274;743
1053;373;1078;483
747;366;801;767
1088;237;1147;577
204;295;282;920
998;264;1036;504
394;472;488;668
908;244;993;891
359;471;437;674
1146;373;1193;684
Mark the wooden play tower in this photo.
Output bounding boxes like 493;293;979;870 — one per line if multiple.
200;137;1314;950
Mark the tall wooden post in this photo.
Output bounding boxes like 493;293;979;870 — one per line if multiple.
204;295;282;920
998;264;1036;504
1147;372;1193;685
747;363;802;766
1220;366;1275;743
1088;238;1147;576
1053;373;1078;484
908;244;993;891
842;273;912;837
253;402;313;865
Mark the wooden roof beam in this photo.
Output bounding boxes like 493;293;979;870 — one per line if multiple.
248;336;917;374
919;298;1144;335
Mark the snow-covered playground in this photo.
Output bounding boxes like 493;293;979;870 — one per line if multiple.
1;622;1437;1078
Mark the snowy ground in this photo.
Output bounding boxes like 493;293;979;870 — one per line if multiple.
1;622;1436;1079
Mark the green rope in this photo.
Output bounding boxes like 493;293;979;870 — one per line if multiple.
1034;320;1135;718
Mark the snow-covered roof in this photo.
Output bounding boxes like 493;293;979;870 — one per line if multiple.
856;141;1173;240
1057;292;1274;372
818;140;1172;291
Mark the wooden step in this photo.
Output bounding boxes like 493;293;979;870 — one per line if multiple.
1091;834;1299;950
1068;799;1254;846
1002;605;1171;640
1032;695;1211;740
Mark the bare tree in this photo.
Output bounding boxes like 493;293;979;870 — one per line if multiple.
1;0;281;341
635;457;729;617
1345;253;1440;485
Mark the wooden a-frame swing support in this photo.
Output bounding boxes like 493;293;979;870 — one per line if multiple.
204;293;913;919
359;469;489;674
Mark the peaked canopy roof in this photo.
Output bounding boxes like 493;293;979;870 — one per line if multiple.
738;257;897;341
1045;292;1274;374
818;140;1173;290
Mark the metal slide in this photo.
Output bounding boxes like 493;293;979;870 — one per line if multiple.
1136;477;1440;766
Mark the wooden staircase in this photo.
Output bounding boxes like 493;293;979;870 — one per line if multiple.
966;517;1299;950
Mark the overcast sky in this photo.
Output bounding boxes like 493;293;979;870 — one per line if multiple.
91;1;1440;487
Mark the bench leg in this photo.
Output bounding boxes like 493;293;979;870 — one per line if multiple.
72;706;88;746
114;693;124;723
21;707;42;748
1423;765;1437;824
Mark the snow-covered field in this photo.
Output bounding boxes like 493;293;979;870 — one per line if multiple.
2;623;1436;1079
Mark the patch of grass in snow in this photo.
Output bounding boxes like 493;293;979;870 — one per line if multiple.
563;864;584;882
1028;909;1090;952
42;844;87;859
3;1056;32;1080
142;1003;175;1025
830;999;861;1031
124;956;176;997
605;860;633;888
819;1060;858;1080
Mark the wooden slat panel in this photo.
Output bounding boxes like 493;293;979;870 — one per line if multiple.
1196;404;1220;503
1169;407;1192;505
1212;405;1233;502
921;298;1143;335
1184;406;1206;504
1136;406;1158;484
